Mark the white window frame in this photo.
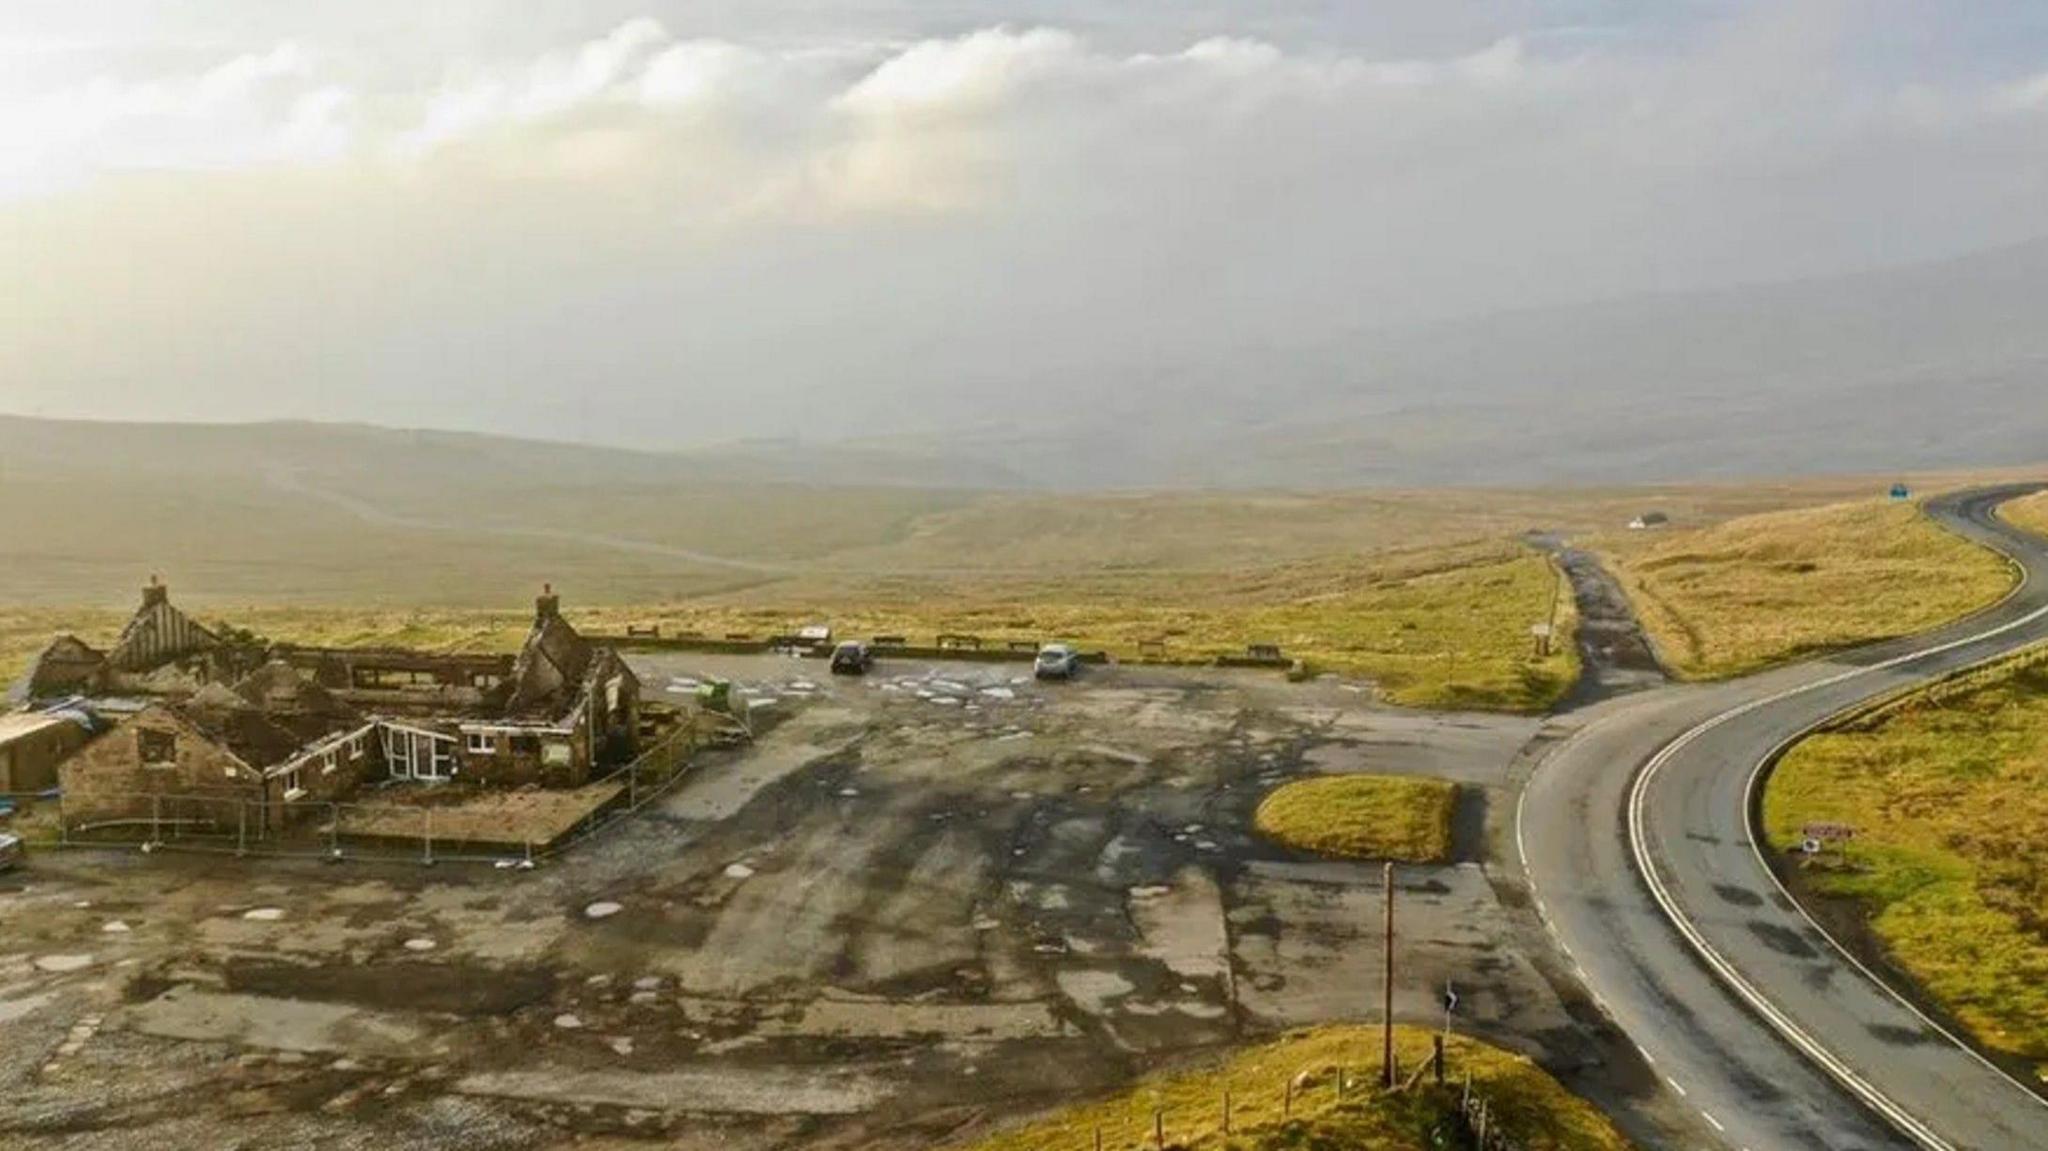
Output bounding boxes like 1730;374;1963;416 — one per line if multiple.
464;730;496;755
282;766;305;801
321;750;338;776
385;728;415;780
347;734;365;760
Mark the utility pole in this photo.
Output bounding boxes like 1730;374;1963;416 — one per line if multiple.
1382;860;1396;1087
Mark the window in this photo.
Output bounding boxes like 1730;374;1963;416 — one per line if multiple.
282;766;305;800
464;731;496;755
138;728;177;766
347;734;365;760
385;728;413;779
353;667;441;690
429;741;453;778
321;750;338;776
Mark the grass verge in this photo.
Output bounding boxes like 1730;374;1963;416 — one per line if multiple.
1254;776;1458;863
1602;499;2013;679
954;1024;1629;1151
1762;648;2048;1077
2001;490;2048;541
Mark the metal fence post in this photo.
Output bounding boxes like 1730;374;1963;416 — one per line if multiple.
327;803;341;861
422;807;434;866
236;801;247;856
150;794;162;846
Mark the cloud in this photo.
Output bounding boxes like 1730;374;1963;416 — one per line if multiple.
5;7;2048;451
0;41;342;195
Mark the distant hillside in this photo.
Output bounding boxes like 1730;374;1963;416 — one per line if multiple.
1;414;2033;609
697;237;2048;490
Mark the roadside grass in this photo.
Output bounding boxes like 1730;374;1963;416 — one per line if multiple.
3;542;1580;713
954;1024;1628;1151
1762;649;2048;1074
1254;775;1458;863
1601;500;2013;679
2002;490;2048;540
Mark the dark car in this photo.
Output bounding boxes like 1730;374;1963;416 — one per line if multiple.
830;641;874;675
1034;643;1079;680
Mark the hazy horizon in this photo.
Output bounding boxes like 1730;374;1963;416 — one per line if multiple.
6;1;2048;470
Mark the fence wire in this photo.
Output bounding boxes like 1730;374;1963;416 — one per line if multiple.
7;718;707;868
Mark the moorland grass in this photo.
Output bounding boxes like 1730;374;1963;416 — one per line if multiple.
3;542;1580;713
1763;651;2048;1074
953;1024;1630;1151
1602;500;2013;679
1254;775;1458;863
2002;490;2048;541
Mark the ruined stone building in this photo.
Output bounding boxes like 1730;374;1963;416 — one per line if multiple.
28;581;641;835
20;577;244;700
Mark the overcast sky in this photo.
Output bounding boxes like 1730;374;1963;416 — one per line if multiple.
4;1;2048;447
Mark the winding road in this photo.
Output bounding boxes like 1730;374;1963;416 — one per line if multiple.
1522;485;2048;1151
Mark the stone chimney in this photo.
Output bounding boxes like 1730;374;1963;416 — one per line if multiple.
536;583;561;622
141;574;169;610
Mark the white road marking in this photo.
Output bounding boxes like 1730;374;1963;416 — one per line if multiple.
1703;1111;1726;1133
1628;496;2048;1151
1667;1077;1689;1097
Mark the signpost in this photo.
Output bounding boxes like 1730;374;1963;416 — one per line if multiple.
1799;822;1855;866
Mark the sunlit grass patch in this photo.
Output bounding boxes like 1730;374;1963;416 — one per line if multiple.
1254;774;1457;863
1763;651;2048;1072
2002;490;2048;541
1604;499;2013;679
953;1024;1630;1151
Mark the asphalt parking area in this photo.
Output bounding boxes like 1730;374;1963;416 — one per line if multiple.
0;655;1591;1150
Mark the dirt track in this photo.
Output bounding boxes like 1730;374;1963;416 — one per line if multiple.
0;656;1600;1150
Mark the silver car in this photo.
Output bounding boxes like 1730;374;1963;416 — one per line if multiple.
0;833;22;873
1034;643;1079;680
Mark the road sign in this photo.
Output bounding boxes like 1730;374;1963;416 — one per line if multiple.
1443;981;1458;1014
1801;822;1855;842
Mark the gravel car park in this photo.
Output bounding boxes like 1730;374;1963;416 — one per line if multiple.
0;654;1606;1150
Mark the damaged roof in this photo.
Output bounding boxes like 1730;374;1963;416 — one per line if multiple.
506;612;595;717
172;667;364;771
107;583;220;672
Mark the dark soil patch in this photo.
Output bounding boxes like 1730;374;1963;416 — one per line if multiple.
224;957;556;1015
